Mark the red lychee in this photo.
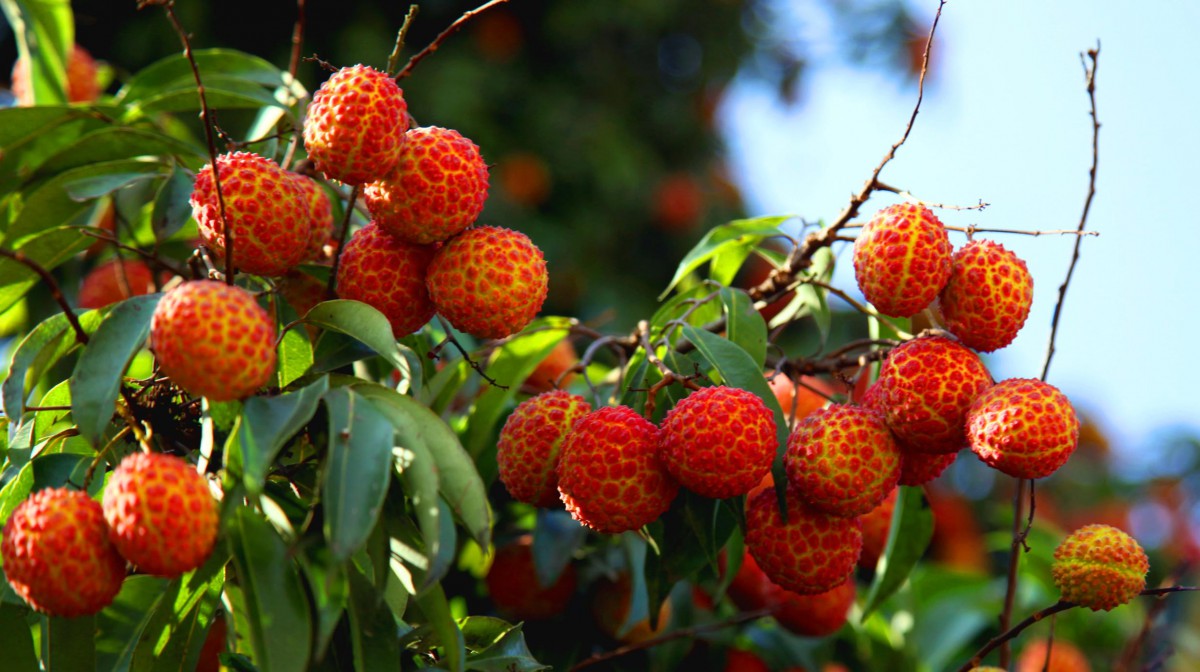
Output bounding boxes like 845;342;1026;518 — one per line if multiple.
190;151;310;276
103;452;218;577
363;126;490;244
78;258;157;309
722;549;777;613
335;222;437;337
426;225;548;339
496;390;592;507
773;577;856;638
1;487;126;617
1051;524;1148;611
858;487;897;568
967;378;1079;479
769;373;835;425
852;202;952;317
485;536;577;620
150;280;277;401
784;404;902;517
939;239;1033;352
899;451;957;486
744;484;862;595
289;173;335;262
659;385;777;499
277;268;331;320
876;335;993;454
652;173;706;234
302;64;408;185
556;406;679;534
724;649;771;672
11;44;100;106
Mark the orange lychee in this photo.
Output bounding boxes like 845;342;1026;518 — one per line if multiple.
1051;524;1148;611
744;484;862;595
1015;639;1092;672
773;577;856;638
302;64;408;185
485;536;577;620
724;649;771;672
940;239;1033;352
852;202;952;318
335;222;437;337
524;339;578;392
966;378;1079;479
496;390;592;507
899;451;957;486
769;373;834;424
78;258;157;309
11;44;101;106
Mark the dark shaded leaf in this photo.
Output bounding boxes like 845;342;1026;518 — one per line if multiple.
228;376;327;495
862;485;934;617
321;388;394;561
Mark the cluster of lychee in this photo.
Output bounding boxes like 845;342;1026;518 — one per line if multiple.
1;452;218;617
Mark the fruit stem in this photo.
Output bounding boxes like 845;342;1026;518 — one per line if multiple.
326;184;362;296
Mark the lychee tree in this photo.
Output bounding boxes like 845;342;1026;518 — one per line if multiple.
0;1;1194;671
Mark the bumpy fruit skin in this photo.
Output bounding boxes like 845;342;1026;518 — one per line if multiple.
363;126;490;244
302;65;408;185
852;202;952;317
899;451;957;486
940;239;1033;352
785;404;901;517
1;487;126;617
103;452;219;577
12;44;100;106
191;152;309;276
1051;524;1148;611
556;406;679;533
278;269;330;319
876;336;993;454
150;280;277;401
858;487;897;568
660;386;777;499
426;225;548;339
496;390;592;507
773;577;856;638
485;536;577;620
290;173;335;262
967;378;1080;479
79;258;156;309
335;223;437;337
1015;639;1092;672
744;484;862;595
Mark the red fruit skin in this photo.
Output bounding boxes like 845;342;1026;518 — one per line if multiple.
1;487;126;617
858;487;897;568
967;378;1080;479
363;126;490;244
496;390;592;507
79;259;156;309
150;280;277;401
899;451;957;486
485;537;577;620
524;339;577;392
744;484;862;595
940;239;1033;352
876;336;993;454
303;65;408;185
1015;639;1093;672
335;223;437;337
196;614;228;672
12;44;100;106
723;550;777;613
769;373;834;425
724;649;771;672
660;386;777;499
556;406;679;534
1051;524;1148;611
103;452;219;577
852;203;952;318
290;173;335;262
773;577;856;638
191;152;310;276
426;225;548;339
278;268;331;320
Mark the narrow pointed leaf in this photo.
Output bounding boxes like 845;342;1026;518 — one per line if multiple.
230;376;327;494
322;387;395;561
659;216;790;299
862;485;935;617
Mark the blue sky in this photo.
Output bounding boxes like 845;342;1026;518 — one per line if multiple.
722;1;1200;453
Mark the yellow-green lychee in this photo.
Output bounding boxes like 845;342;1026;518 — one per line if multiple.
1051;524;1148;611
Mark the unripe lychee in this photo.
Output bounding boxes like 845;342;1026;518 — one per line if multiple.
852;202;952;318
496;390;592;507
335;222;437;337
79;258;157;309
966;378;1080;479
773;577;856;637
939;239;1033;352
1051;524;1148;611
289;173;335;262
426;225;548;339
191;152;310;276
302;65;408;185
899;451;957;486
150;280;277;401
744;484;862;595
876;336;993;454
858;487;897;568
363;126;490;244
11;44;101;106
1;487;126;617
1016;639;1092;672
784;404;902;517
485;536;577;620
660;385;777;499
556;406;679;534
103;452;219;577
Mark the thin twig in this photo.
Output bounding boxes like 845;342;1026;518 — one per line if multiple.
0;250;89;344
394;0;512;81
841;222;1100;238
387;5;421;76
326;184;361;295
288;0;307;79
569;608;773;671
433;316;506;389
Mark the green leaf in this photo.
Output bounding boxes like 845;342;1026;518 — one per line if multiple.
45;615;96;672
226;507;312;672
0;227;99;315
393;434;446;587
0;603;38;672
0;462;34;528
150;166;198;241
347;566;401;669
2;313;71;420
276;326;313;389
117;49;301;106
412;584;465;672
532;509;588;589
31;127;202;180
719;287;767;370
0;0;73;105
123;76;292;120
229;376;328;495
129;553;226;672
70;294;160;446
304;300;409;371
861;485;935;617
321;388;395;562
295;549;348;662
95;575;171;672
659;216;790;299
460;619;549;672
0;111;113;195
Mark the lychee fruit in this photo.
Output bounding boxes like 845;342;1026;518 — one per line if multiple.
290;173;335;262
899;451;957;486
335;222;437;337
769;373;834;425
858;487;897;568
485;536;577;620
496;390;592;507
591;573;672;643
744;483;862;595
302;64;408;185
724;649;771;672
722;550;777;613
876;335;993;454
363;126;490;244
524;339;578;392
150;280;277;401
652;173;705;234
784;404;902;517
1051;524;1148;611
190;152;310;276
79;258;157;309
556;405;679;534
966;378;1080;479
773;577;856;637
939;239;1033;352
852;202;952;318
1;487;127;617
1016;639;1092;672
11;44;101;106
659;385;777;499
426;225;548;339
103;452;219;577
